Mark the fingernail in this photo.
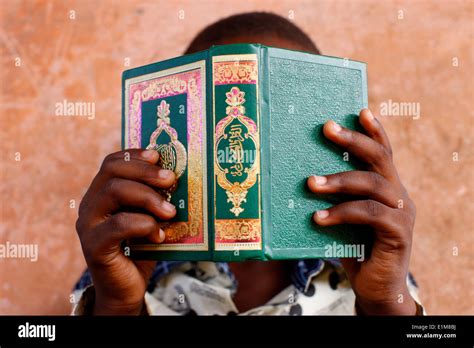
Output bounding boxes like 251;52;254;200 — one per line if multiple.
312;175;327;186
317;210;329;219
158;228;166;243
331;121;342;133
365;109;374;121
142;150;157;160
162;201;176;214
158;169;174;180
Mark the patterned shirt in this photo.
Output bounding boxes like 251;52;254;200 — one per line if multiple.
72;259;424;315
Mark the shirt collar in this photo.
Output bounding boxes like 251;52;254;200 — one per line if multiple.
75;259;330;295
146;259;327;294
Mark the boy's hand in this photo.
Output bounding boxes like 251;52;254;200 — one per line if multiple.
307;109;417;315
75;149;176;315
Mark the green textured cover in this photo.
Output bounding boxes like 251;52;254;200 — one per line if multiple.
122;44;368;261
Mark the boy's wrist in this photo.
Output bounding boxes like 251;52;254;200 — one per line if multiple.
92;290;147;316
355;288;417;315
93;299;146;316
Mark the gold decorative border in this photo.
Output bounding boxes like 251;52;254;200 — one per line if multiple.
124;61;208;251
212;54;262;251
214;219;262;251
213;60;258;84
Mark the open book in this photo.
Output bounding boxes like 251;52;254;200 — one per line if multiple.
122;43;369;261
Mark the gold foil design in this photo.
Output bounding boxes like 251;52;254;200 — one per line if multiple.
228;124;245;176
215;87;260;217
213;55;262;251
215;219;261;242
141;77;187;101
124;61;207;251
213;61;258;84
147;100;187;180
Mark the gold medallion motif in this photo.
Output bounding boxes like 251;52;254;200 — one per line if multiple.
147;99;187;177
147;100;187;199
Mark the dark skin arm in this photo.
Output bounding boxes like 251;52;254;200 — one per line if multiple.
307;108;417;315
75;149;176;315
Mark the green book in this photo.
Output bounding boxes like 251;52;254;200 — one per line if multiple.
122;43;369;261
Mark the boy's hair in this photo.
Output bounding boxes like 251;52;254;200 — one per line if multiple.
185;12;320;55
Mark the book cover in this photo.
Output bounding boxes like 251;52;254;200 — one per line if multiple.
122;44;369;261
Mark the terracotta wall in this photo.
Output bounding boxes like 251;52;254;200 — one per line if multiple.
0;0;472;314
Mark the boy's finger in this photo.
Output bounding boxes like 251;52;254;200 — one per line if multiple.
358;108;393;156
82;149;162;208
312;200;404;236
100;157;176;189
307;171;399;208
90;212;165;252
323;120;395;179
90;178;176;221
104;149;159;164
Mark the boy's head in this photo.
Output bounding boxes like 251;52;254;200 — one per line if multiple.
185;12;320;55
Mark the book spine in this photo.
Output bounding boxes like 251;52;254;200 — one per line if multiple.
259;46;272;260
209;44;264;261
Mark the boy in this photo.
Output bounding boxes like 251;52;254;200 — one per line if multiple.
73;12;422;315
